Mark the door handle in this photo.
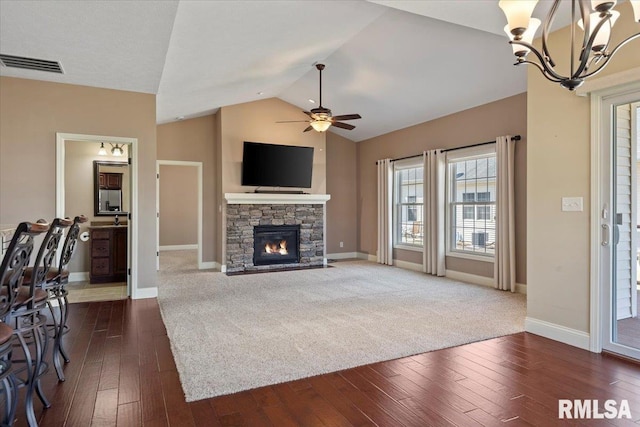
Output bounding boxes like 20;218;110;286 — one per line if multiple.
602;223;610;246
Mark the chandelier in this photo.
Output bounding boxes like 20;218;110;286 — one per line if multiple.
499;0;640;90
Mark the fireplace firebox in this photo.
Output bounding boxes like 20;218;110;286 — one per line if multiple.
253;225;300;266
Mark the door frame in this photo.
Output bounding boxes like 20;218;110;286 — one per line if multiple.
56;132;138;298
156;160;204;270
589;81;640;355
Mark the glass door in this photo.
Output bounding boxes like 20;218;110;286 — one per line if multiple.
601;93;640;359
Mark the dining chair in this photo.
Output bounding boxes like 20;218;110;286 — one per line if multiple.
42;215;86;381
21;217;74;384
1;221;49;427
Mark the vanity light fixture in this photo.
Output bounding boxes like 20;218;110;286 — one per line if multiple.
98;143;107;156
110;143;124;157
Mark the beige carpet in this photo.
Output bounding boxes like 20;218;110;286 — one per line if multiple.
157;252;525;402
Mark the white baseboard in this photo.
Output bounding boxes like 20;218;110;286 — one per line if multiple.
525;317;590;351
445;269;495;287
69;272;89;282
516;283;527;294
356;252;377;262
199;261;221;270
132;286;158;300
393;259;423;272
327;252;358;260
160;244;198;251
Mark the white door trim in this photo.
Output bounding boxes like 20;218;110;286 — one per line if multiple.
156;160;204;269
56;132;138;298
589;81;640;356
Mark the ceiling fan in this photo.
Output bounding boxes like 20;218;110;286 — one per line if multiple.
277;63;361;133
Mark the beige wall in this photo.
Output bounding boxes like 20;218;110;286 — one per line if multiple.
65;140;130;273
159;165;198;247
326;132;358;254
220;97;326;194
157;115;217;262
215;112;223;264
219;97;327;266
527;7;640;333
357;93;527;282
0;76;158;289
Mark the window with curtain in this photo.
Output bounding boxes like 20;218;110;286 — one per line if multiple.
447;151;496;258
394;161;424;247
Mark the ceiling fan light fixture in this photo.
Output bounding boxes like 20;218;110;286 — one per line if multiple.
98;142;107;156
310;120;332;132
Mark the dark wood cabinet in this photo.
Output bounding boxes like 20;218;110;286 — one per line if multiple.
98;172;122;190
90;226;127;283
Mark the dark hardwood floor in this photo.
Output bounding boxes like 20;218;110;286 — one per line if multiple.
9;298;640;426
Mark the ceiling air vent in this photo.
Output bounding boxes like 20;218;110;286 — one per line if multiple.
0;53;63;74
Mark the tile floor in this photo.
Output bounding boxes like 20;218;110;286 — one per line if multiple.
66;280;127;303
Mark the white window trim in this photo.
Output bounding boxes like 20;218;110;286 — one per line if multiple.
395;243;423;252
445;145;496;263
446;249;495;263
393;157;424;250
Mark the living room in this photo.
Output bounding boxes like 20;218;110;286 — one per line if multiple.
1;1;639;425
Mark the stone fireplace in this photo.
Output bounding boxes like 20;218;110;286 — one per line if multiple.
223;193;330;273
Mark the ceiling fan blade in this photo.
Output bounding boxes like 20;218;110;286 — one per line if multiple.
303;111;313;117
332;121;356;130
303;125;313;133
332;114;361;121
276;120;310;123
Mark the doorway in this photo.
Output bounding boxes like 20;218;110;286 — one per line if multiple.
155;160;203;271
596;91;640;360
56;133;139;300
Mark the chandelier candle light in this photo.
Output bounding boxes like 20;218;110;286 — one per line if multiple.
499;0;640;90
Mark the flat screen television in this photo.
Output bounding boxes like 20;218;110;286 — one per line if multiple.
241;141;314;189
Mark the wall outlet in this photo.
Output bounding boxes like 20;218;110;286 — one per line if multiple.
340;241;344;248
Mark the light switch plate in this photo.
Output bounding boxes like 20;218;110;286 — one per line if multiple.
562;197;583;212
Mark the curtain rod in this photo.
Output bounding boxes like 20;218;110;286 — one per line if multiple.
375;135;521;165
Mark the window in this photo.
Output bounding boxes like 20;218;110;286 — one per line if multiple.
476;205;491;220
463;206;475;220
477;192;491;202
448;152;496;257
394;163;424;247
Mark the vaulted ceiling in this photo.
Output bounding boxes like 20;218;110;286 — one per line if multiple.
0;1;569;141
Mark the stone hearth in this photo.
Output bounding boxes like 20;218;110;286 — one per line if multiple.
224;193;330;273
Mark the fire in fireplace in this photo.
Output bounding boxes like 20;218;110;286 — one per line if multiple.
253;225;300;266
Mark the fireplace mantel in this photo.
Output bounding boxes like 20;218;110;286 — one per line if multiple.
224;193;331;205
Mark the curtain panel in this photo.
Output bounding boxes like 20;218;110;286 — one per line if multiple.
377;159;393;265
495;135;516;291
423;150;446;276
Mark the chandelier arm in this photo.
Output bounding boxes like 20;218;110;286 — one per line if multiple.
580;32;640;79
574;13;612;78
582;54;604;75
511;40;566;81
518;60;564;83
541;0;562;68
575;0;591;74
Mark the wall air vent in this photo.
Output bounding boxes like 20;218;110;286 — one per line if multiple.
0;53;63;74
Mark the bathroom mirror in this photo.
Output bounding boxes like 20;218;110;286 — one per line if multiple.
94;160;130;216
